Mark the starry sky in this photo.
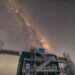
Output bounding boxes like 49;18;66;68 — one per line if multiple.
18;0;75;61
0;0;75;75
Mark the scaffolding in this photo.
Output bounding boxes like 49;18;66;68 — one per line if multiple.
0;48;75;75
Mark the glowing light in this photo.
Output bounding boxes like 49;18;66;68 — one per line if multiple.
15;9;19;13
40;35;50;50
26;22;32;27
37;32;55;53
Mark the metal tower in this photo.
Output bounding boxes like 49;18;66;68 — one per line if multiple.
0;48;75;75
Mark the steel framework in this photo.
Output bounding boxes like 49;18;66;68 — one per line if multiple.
0;48;75;75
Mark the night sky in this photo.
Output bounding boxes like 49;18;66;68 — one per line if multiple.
0;0;75;75
18;0;75;61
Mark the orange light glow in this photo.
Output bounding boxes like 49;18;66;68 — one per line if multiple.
37;33;54;53
40;37;50;49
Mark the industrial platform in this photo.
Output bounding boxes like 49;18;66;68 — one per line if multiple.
0;48;75;75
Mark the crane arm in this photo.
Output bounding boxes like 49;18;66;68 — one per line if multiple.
0;49;19;56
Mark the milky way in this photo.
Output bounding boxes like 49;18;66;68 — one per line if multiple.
0;0;75;75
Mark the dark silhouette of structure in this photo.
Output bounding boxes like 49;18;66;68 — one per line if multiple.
0;48;75;75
